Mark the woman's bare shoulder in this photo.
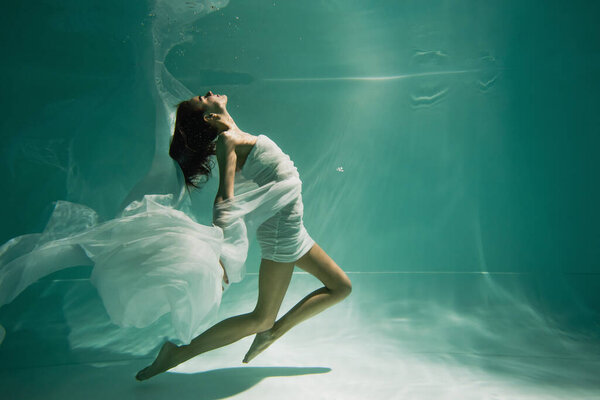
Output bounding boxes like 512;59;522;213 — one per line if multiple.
219;131;257;147
215;131;259;171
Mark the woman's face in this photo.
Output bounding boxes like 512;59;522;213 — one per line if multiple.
191;91;228;116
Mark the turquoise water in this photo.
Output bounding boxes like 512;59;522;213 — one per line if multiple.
1;0;599;399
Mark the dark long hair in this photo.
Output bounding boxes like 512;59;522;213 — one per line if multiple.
169;99;220;188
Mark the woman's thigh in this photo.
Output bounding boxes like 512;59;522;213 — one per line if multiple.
253;258;295;322
295;242;352;292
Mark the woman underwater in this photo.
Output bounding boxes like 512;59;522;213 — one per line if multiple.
0;90;352;379
135;91;352;380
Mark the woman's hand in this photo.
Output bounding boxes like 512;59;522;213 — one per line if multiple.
219;258;229;291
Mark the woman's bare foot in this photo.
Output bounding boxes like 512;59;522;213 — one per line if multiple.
136;341;180;381
243;330;276;363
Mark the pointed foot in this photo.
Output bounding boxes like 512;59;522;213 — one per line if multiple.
136;341;179;381
243;330;276;364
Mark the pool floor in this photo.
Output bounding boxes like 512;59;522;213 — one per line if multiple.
1;272;599;400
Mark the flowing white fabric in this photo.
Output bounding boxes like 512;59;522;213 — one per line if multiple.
0;164;230;344
0;1;242;347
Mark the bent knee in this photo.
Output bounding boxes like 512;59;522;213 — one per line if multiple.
332;278;352;298
250;312;276;332
256;319;275;332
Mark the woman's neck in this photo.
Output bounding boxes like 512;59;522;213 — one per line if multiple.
217;111;240;133
218;113;249;136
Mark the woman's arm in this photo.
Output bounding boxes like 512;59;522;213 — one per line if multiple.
214;132;237;204
215;133;237;289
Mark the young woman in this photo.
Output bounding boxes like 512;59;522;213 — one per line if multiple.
135;91;353;381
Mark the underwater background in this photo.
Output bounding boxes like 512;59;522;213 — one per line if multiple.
0;0;598;399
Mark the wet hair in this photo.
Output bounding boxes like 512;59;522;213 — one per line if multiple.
169;99;220;189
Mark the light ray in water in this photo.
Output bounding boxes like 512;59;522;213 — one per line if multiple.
263;69;484;82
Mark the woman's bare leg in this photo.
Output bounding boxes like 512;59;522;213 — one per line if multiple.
243;242;352;363
136;259;295;381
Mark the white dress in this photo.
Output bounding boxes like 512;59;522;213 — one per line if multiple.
215;134;314;281
0;134;313;345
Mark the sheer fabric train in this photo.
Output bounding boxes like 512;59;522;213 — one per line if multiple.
0;163;227;345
